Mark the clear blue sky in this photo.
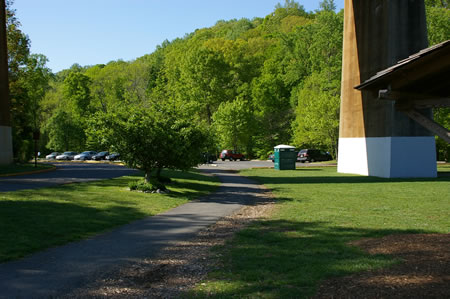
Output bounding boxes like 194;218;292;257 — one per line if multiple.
12;0;344;73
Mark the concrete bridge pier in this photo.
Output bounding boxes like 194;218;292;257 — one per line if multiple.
338;0;437;178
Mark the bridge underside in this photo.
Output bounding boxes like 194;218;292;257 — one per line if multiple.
338;0;442;178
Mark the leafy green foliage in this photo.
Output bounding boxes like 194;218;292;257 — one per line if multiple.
128;178;166;192
6;1;51;161
63;72;92;117
25;0;448;161
212;98;254;152
90;105;208;182
426;4;450;45
45;110;85;151
292;72;340;157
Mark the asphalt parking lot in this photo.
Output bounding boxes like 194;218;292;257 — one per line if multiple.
0;160;336;192
0;162;137;192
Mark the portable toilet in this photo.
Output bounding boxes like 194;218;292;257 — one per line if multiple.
274;144;297;170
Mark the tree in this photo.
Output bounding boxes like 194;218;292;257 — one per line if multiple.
426;3;450;45
425;0;448;8
45;110;85;151
319;0;337;12
63;72;92;117
178;44;233;124
425;2;449;160
212;98;254;152
90;105;208;183
6;1;51;161
292;71;340;157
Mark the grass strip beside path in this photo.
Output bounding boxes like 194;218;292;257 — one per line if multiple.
0;163;55;176
190;166;450;298
0;169;219;262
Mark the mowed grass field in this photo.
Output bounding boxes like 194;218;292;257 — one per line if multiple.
0;169;219;262
190;165;450;298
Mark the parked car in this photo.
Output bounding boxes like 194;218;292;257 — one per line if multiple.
45;152;60;160
297;149;332;163
56;151;78;160
202;152;216;164
74;151;97;161
92;151;109;161
105;152;120;161
220;149;245;161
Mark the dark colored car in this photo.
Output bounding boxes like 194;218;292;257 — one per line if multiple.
105;153;120;161
202;152;217;164
92;151;109;161
220;149;245;161
297;149;332;163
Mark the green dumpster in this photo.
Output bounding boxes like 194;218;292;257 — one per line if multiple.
274;144;297;170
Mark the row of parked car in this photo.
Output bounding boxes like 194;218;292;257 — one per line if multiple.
215;148;333;163
269;149;332;163
45;151;120;161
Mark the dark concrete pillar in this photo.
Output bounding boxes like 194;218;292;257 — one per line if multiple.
338;0;436;178
0;0;13;164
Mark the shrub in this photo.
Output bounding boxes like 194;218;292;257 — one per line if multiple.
128;179;166;193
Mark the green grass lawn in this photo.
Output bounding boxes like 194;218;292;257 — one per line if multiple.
0;163;55;176
0;169;219;262
189;166;450;298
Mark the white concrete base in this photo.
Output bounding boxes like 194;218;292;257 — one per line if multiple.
0;125;13;164
338;136;437;178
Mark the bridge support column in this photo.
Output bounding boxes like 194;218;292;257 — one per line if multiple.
0;0;13;165
337;0;437;178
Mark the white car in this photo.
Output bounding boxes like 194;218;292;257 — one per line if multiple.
45;152;60;159
56;151;78;160
74;151;97;161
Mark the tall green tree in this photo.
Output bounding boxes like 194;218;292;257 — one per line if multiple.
426;2;450;45
319;0;337;11
179;44;233;124
63;72;92;117
425;1;449;160
212;98;254;153
45;110;85;152
292;71;340;157
6;1;51;161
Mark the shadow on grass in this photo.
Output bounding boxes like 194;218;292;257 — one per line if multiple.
188;219;432;299
0;200;147;263
244;173;450;185
0;170;220;263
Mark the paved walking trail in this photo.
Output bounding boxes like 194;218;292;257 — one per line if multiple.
0;166;269;298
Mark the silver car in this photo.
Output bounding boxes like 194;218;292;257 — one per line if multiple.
45;152;60;160
56;151;78;160
74;151;97;161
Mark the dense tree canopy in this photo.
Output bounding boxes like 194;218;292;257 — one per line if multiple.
6;0;52;162
7;0;449;164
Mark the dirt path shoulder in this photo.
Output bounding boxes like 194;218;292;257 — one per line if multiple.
62;173;276;298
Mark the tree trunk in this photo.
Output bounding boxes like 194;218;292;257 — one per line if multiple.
156;167;162;181
145;170;152;183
